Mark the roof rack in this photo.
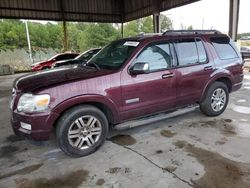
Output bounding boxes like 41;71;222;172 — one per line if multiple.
162;30;221;36
138;32;162;37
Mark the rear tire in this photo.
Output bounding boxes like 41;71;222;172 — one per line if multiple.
200;82;229;116
56;105;109;157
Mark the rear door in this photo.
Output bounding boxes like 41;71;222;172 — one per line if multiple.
174;37;215;106
120;41;177;121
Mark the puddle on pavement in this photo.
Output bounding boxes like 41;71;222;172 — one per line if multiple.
105;167;131;175
109;135;136;146
244;75;250;80
6;135;25;143
16;169;89;188
189;135;202;142
240;119;248;122
160;130;176;138
173;140;186;149
231;104;250;114
0;163;43;180
0;145;18;158
95;178;105;186
187;119;236;136
234;123;250;138
215;137;228;145
156;150;163;154
173;140;250;188
0;89;11;98
163;166;177;173
10;159;25;167
237;99;247;103
244;82;250;85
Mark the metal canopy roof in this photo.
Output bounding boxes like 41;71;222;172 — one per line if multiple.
0;0;199;23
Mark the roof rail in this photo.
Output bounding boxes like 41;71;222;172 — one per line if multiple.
138;32;162;37
162;30;221;36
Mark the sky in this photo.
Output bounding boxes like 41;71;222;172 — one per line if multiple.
164;0;250;33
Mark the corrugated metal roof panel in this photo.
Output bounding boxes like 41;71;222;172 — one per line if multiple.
0;0;199;22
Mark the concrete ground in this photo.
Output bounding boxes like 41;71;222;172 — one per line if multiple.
0;72;250;188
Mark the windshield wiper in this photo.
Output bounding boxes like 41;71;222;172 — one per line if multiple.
87;62;100;70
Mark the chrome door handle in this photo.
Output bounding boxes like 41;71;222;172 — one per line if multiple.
162;73;174;79
204;66;213;71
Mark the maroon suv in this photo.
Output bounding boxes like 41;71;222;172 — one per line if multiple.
11;30;243;157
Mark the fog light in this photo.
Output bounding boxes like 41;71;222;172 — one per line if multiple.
20;122;31;131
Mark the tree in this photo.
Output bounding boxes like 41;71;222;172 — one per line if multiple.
187;25;193;30
160;14;173;32
77;23;120;51
123;20;140;37
141;16;153;33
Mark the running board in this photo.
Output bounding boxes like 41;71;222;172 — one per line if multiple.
114;105;198;131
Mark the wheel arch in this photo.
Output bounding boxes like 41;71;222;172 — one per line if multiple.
200;74;232;102
52;95;119;129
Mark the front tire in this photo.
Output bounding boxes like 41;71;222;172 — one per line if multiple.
200;82;229;116
56;105;109;157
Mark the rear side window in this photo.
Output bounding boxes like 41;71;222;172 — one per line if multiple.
210;37;238;60
174;38;207;66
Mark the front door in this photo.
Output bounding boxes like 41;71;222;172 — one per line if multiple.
120;41;177;121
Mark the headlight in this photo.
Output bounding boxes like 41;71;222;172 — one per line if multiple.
17;93;50;113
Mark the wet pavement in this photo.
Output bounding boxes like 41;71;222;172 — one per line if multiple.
0;73;250;188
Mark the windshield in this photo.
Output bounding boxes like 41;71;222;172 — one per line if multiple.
76;49;100;61
87;40;138;70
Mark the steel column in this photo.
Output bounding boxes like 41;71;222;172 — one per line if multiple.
229;0;240;41
63;20;68;51
153;13;160;33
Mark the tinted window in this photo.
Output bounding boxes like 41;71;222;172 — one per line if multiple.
55;54;68;61
210;37;238;59
68;54;78;59
175;38;198;66
133;42;172;72
175;38;207;66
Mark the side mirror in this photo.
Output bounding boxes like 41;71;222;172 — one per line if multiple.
130;62;149;75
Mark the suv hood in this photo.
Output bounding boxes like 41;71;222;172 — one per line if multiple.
14;65;114;92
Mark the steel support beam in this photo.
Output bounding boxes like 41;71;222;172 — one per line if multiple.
59;0;68;51
152;0;161;33
63;20;68;51
229;0;240;41
153;13;160;33
121;23;124;38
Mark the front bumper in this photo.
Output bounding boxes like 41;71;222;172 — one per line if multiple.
11;110;59;141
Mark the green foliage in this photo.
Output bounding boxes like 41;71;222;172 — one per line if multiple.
123;20;140;37
77;23;120;51
141;17;153;33
238;33;250;40
0;15;172;51
160;15;173;32
124;14;173;37
187;25;193;30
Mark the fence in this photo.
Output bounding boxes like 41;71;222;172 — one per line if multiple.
0;48;59;72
